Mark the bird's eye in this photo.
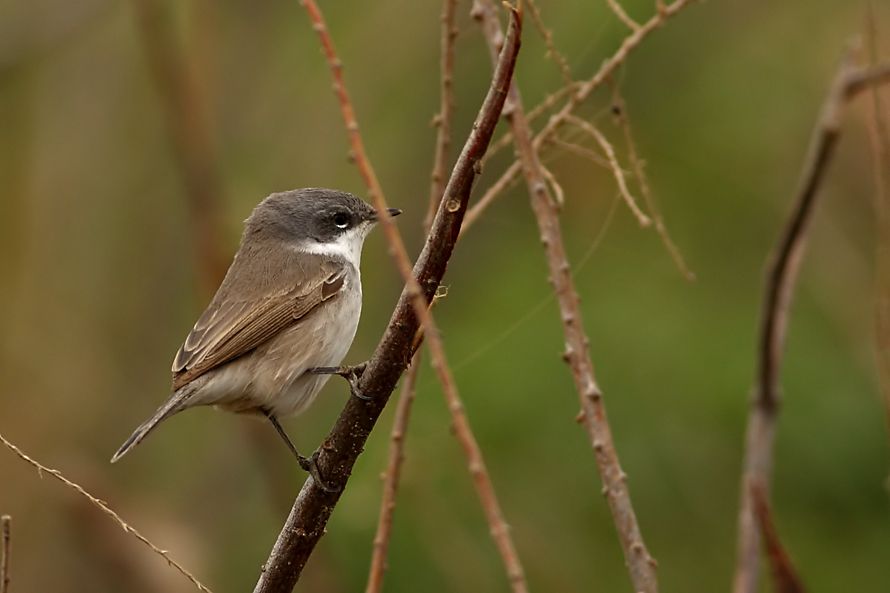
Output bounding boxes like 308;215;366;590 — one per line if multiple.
333;212;350;229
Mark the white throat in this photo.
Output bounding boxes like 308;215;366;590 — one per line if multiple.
300;224;371;268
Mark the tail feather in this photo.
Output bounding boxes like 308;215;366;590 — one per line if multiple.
110;389;194;463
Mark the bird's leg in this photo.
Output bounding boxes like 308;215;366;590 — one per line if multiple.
263;411;340;493
310;362;370;401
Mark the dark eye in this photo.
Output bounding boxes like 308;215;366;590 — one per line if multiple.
333;212;350;229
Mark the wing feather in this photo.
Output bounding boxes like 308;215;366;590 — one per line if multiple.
171;255;347;390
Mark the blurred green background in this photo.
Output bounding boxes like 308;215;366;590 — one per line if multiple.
2;0;889;591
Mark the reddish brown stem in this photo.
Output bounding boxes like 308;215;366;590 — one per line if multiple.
365;355;421;593
426;0;460;230
252;6;523;592
475;3;658;591
369;2;459;586
750;484;806;593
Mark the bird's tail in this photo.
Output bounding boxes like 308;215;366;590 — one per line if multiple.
110;387;195;463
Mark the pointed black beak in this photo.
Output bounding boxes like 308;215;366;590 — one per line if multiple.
371;207;402;221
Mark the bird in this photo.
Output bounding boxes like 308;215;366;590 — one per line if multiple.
111;188;400;489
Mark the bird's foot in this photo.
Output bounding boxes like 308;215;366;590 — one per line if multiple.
310;362;370;401
297;449;340;493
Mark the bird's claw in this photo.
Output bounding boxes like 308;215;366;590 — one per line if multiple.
297;449;340;493
310;362;370;401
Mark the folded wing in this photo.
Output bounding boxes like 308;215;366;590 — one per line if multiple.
171;256;346;390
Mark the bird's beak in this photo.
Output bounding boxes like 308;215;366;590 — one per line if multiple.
371;207;402;221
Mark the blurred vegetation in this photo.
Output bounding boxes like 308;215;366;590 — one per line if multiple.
2;0;889;591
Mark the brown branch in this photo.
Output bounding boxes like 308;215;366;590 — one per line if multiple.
750;484;806;593
252;7;523;593
365;355;421;593
468;0;695;223
131;0;228;293
426;0;460;230
732;57;890;593
1;516;9;593
474;3;658;592
566;115;651;226
0;433;212;592
612;97;695;279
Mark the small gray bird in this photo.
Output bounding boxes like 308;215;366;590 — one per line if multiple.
111;188;400;487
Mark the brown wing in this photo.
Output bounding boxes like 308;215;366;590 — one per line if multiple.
171;257;347;390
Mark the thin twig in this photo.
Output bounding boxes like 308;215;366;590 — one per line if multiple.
1;516;9;593
732;57;890;593
540;162;565;207
550;137;612;168
469;0;695;222
482;83;579;168
0;433;212;593
750;483;806;593
131;0;228;293
612;97;695;279
606;0;642;31
365;355;421;593
462;159;523;232
474;3;658;591
566;115;651;226
524;0;573;86
426;0;460;230
252;7;523;592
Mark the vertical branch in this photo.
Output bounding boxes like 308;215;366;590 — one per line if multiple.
732;59;890;593
365;356;421;593
426;0;460;229
252;8;523;592
300;4;527;590
474;4;658;592
1;516;9;593
310;0;525;584
131;0;228;292
369;2;458;583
